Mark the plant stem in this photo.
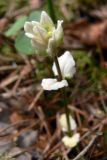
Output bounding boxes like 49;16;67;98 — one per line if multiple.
47;0;57;24
54;54;62;81
62;88;72;137
53;54;72;137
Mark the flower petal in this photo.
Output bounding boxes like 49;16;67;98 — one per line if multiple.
52;20;63;44
25;33;34;39
47;37;56;55
62;133;80;148
63;60;76;78
59;113;77;132
31;40;46;50
52;51;75;78
32;22;47;44
41;78;68;91
24;22;34;34
40;11;54;31
31;21;41;26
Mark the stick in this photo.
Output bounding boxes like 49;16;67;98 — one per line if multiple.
72;135;97;160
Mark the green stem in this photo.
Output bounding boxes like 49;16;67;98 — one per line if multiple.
54;54;62;81
54;54;72;137
47;0;57;24
62;89;72;137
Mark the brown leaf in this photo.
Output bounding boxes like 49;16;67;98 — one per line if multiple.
65;19;107;48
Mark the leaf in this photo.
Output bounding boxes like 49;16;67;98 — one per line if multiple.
14;10;42;55
28;10;41;21
5;16;27;37
15;10;41;55
15;32;35;55
5;10;41;37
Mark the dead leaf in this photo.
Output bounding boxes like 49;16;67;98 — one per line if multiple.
65;19;107;48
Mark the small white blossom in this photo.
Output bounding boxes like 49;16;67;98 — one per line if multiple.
24;11;63;54
52;51;76;78
62;133;80;148
41;78;68;91
59;113;77;132
47;20;63;54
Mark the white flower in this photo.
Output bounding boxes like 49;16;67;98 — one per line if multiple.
59;113;77;132
24;11;63;54
62;133;80;148
52;51;76;78
41;78;68;91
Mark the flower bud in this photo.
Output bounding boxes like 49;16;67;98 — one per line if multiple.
62;133;80;148
52;51;76;78
59;113;77;132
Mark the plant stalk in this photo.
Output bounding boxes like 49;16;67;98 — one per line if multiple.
53;54;72;137
54;54;62;81
62;88;72;137
47;0;57;24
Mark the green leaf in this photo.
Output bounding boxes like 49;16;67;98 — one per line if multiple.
28;10;41;21
15;32;35;55
5;16;27;36
15;10;42;55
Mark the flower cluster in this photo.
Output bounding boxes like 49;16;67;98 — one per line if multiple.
59;113;80;148
24;11;63;55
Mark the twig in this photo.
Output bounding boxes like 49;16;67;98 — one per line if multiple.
80;117;107;141
0;65;22;71
36;106;52;138
28;89;43;110
72;135;98;160
0;119;35;136
12;64;32;92
8;149;26;158
0;74;18;89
